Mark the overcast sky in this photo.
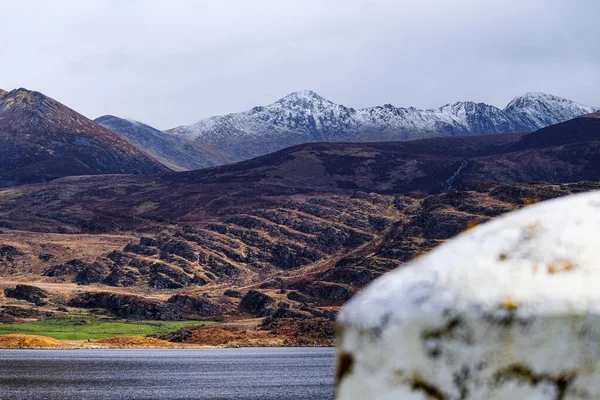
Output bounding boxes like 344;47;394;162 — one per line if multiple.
1;0;598;129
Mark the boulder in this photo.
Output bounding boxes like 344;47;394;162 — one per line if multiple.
4;285;48;306
224;289;242;298
238;290;275;316
336;191;600;399
0;245;21;262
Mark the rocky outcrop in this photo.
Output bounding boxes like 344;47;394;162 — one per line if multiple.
167;294;220;317
4;285;49;306
68;292;180;320
298;282;353;306
336;191;600;399
238;290;275;316
286;291;311;304
157;240;198;262
224;290;242;298
148;262;192;289
0;245;22;263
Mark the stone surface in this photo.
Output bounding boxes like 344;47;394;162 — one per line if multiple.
4;285;49;306
239;290;276;316
336;191;600;400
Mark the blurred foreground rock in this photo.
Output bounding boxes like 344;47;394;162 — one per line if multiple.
336;191;600;399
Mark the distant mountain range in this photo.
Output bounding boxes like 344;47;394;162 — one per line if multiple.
173;91;596;140
99;91;597;169
0;88;168;187
0;87;596;186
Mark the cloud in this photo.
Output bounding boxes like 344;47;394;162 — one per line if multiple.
0;0;597;129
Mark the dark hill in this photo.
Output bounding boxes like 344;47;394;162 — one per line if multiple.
0;89;169;187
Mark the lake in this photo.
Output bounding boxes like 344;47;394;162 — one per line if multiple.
0;347;335;399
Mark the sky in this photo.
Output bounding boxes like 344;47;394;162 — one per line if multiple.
1;0;598;130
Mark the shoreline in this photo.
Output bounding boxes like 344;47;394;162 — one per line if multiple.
0;333;334;350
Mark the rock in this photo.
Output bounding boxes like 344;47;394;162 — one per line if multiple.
319;266;379;286
336;192;600;399
68;292;180;320
74;262;110;285
286;291;311;304
4;285;48;306
0;245;21;262
0;306;46;319
139;237;159;247
43;259;89;277
206;255;240;279
271;307;308;320
300;282;353;305
148;262;192;289
224;289;242;298
191;275;209;286
103;267;140;287
123;243;159;256
157;240;198;262
38;253;53;262
167;294;220;317
158;328;192;343
238;290;275;316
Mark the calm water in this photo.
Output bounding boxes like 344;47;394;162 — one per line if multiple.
0;347;335;399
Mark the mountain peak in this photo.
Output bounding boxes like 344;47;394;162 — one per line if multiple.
0;88;56;117
0;88;169;186
505;92;574;109
274;90;334;108
283;90;323;99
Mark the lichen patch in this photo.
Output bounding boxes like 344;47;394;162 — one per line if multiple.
547;260;575;275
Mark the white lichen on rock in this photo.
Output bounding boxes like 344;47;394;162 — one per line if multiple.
336;191;600;399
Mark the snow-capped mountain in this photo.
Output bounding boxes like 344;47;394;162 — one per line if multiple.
169;91;596;144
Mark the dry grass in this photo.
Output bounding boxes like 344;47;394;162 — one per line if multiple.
0;334;69;348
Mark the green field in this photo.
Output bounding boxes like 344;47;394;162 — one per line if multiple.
0;315;215;340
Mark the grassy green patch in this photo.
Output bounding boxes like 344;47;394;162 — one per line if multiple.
0;314;214;340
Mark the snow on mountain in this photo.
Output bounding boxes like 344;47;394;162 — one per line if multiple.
504;92;596;129
169;91;596;143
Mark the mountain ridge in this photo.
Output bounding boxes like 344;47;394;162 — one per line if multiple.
170;90;596;140
159;91;596;168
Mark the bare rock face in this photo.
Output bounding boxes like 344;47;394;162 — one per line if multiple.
68;292;180;320
4;285;49;306
239;290;275;316
336;191;600;399
167;294;220;317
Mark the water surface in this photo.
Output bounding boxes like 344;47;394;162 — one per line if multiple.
0;347;335;399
